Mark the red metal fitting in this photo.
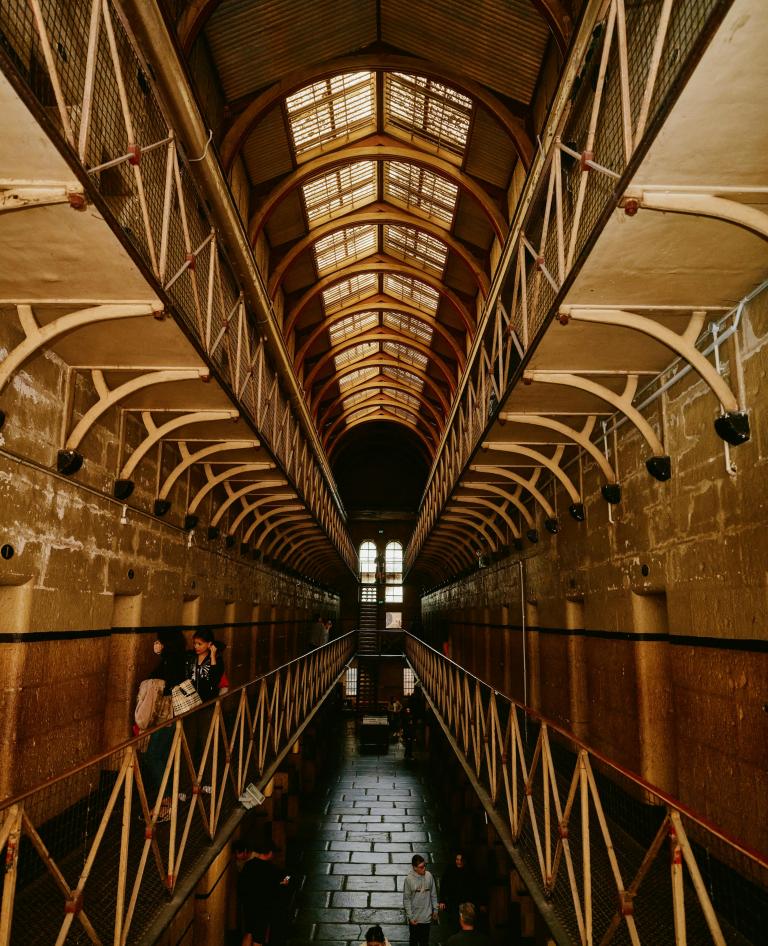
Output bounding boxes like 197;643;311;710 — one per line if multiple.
192;784;201;795
166;874;175;891
128;143;141;166
619;891;634;916
558;312;570;325
670;846;683;865
536;255;545;270
152;309;166;320
525;784;533;796
624;198;640;217
65;894;83;915
558;823;569;839
522;375;533;385
201;372;211;383
185;252;196;271
68;192;87;211
4;839;17;867
580;150;594;172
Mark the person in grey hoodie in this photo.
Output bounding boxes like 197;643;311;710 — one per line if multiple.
403;854;438;946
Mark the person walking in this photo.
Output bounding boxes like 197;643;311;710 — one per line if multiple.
445;903;490;946
439;852;479;940
236;839;289;946
403;854;438;946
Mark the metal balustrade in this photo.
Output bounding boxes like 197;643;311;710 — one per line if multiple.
0;634;353;946
405;0;730;573
0;0;354;571
406;634;767;945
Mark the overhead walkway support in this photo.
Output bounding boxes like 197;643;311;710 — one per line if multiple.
0;635;354;946
406;636;768;946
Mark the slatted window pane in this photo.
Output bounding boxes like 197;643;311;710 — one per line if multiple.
383;341;428;369
385;73;472;156
384;162;458;226
339;366;379;389
334;341;380;370
359;540;377;582
383;311;433;344
381;365;424;391
322;273;377;313
315;225;377;274
287;72;375;157
385;225;448;275
329;310;379;345
384;273;439;313
303;161;376;225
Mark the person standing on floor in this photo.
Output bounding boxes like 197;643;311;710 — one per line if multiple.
237;839;289;946
403;854;438;946
445;903;490;946
439;851;479;939
360;924;391;946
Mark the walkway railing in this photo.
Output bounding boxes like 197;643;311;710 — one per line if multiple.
0;634;353;946
0;0;353;569
406;635;767;946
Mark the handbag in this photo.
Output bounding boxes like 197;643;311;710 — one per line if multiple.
171;678;203;716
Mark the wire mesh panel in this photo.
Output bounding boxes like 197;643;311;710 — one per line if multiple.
0;635;355;945
406;635;766;946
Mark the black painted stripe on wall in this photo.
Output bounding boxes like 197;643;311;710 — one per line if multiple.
444;620;768;653
0;618;315;644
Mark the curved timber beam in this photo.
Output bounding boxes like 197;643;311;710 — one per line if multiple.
454;495;521;540
458;480;535;529
304;328;457;392
266;522;318;559
250;143;508;244
442;514;498;552
296;297;467;370
212;482;291;528
482;441;581;505
312;353;451;415
269;207;489;299
319;382;443;432
329;410;435;458
250;511;309;547
285;258;474;339
215;53;533;171
427;532;477;569
228;494;298;534
322;395;435;449
445;507;506;548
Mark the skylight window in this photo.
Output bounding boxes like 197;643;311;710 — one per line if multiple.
322;273;377;312
339;366;379;389
303;161;376;225
385;225;448;275
385;73;472;156
342;389;379;411
383;341;428;369
286;72;375;157
388;389;421;411
381;365;424;391
384;273;439;313
334;341;380;369
329;310;379;345
346;404;380;425
383;311;434;344
386;405;420;423
314;225;377;274
384;162;458;226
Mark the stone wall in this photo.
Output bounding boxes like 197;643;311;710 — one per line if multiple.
421;284;768;854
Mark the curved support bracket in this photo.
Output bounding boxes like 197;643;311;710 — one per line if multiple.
157;439;261;501
66;368;207;451
447;506;507;547
442;514;498;552
524;370;668;463
211;480;290;528
560;306;741;414
482;441;582;504
470;464;556;519
187;461;276;514
626;189;768;243
225;492;297;535
454;495;521;540
267;523;317;559
501;412;619;485
248;511;308;546
0;302;162;394
118;409;238;485
459;480;535;529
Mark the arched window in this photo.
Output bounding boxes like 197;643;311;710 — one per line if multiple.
359;540;377;583
384;541;403;603
385;541;403;582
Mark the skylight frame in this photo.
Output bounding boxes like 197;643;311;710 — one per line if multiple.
333;340;380;370
384;224;448;275
338;366;379;390
328;310;380;345
322;273;378;313
384;273;440;314
381;365;425;392
314;225;377;274
385;73;473;158
384;161;459;227
383;311;434;345
383;340;429;369
302;160;377;226
286;72;376;159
